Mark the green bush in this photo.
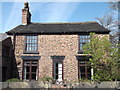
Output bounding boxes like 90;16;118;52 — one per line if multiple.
5;78;23;82
78;78;93;82
39;76;53;82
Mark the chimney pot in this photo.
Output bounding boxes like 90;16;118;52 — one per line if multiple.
22;2;31;25
24;2;29;8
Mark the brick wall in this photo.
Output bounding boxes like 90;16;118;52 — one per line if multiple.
38;35;78;81
14;35;78;80
14;34;109;81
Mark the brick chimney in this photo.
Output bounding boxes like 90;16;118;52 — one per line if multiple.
22;2;31;25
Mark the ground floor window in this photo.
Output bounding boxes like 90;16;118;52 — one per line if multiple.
23;60;38;81
53;60;63;82
78;57;91;79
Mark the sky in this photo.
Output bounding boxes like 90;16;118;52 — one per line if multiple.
1;2;112;33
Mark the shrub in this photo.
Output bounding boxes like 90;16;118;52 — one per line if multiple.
83;33;118;81
78;78;93;82
5;78;23;82
39;76;53;82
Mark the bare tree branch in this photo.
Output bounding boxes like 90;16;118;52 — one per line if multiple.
109;2;118;11
95;13;114;30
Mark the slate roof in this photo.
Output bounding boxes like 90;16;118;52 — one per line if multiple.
6;21;110;35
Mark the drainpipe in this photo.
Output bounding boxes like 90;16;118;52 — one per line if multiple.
13;33;16;51
11;32;16;78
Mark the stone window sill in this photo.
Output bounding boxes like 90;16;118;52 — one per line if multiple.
23;51;39;54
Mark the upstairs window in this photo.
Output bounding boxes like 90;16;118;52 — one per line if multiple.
79;35;90;53
25;35;38;52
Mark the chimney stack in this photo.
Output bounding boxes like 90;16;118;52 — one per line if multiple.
22;2;31;25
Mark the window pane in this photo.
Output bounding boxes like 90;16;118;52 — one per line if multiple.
26;74;29;79
87;66;91;72
24;61;30;65
79;35;90;50
26;36;38;51
26;66;30;72
80;66;85;72
81;74;85;79
31;39;34;43
54;62;63;81
32;61;38;65
54;75;58;80
58;70;62;74
58;63;62;68
58;75;62;80
55;63;58;68
80;61;85;64
87;74;91;79
80;44;83;49
55;68;58;75
35;36;37;39
59;68;62;71
34;47;37;51
29;47;32;51
32;66;37;72
32;36;34;39
27;43;30;47
32;74;36;79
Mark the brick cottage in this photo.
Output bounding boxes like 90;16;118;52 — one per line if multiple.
6;2;110;82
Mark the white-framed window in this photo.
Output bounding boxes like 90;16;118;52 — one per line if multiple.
25;35;38;52
79;35;90;51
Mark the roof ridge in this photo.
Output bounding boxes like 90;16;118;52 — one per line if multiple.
31;21;97;24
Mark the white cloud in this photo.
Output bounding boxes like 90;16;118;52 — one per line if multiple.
38;2;80;22
3;2;22;32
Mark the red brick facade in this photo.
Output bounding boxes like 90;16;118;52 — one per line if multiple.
13;34;109;81
14;35;79;81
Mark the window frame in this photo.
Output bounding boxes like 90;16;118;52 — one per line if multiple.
52;59;64;81
78;57;91;79
24;35;38;53
78;35;90;53
22;60;39;81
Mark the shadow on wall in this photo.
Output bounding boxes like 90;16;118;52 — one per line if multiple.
1;37;19;82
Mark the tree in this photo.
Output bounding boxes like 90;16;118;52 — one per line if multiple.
109;1;120;80
83;33;118;81
95;12;119;44
95;13;114;30
109;2;119;11
95;2;120;81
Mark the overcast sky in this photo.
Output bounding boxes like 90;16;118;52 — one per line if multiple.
1;2;111;33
